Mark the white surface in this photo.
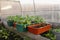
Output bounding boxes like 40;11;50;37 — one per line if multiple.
0;1;60;23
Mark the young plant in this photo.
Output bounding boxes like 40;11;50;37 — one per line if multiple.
7;16;15;24
7;16;13;21
35;16;45;23
0;24;23;40
13;15;20;22
41;29;56;40
53;28;60;33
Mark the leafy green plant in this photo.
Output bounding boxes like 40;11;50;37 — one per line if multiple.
7;16;13;21
30;16;45;24
16;15;32;28
53;28;60;33
41;29;56;40
0;24;23;40
0;25;9;39
35;16;45;23
7;15;45;28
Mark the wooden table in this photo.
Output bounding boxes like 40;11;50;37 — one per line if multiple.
2;21;50;40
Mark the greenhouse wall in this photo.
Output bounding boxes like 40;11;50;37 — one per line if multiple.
0;0;60;23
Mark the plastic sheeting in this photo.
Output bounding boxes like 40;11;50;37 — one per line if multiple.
0;0;60;23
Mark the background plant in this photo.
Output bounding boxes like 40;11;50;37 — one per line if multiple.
7;15;45;28
53;28;60;33
0;24;24;40
41;29;56;40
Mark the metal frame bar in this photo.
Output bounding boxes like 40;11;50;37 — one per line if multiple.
33;0;36;15
18;0;23;16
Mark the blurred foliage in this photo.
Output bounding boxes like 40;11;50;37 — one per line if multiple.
7;15;45;24
53;28;60;33
0;24;23;40
7;15;45;28
41;29;56;40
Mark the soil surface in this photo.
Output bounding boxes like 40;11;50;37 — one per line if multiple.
33;23;47;28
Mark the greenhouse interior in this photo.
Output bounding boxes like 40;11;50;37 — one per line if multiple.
0;0;60;40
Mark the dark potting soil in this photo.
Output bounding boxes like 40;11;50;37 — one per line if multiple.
33;23;47;28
